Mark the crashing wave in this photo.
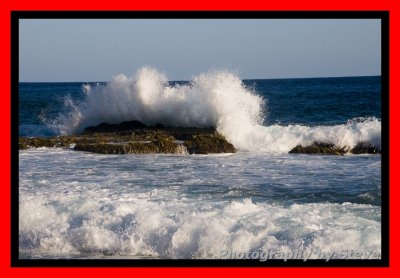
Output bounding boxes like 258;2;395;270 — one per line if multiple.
54;67;381;153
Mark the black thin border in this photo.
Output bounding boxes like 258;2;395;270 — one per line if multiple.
11;11;389;268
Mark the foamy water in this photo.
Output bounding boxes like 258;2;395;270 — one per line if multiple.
19;148;381;259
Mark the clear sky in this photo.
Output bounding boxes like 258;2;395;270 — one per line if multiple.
19;19;381;82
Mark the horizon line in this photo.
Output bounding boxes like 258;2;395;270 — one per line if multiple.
20;74;381;83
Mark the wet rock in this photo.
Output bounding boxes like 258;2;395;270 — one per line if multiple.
185;133;236;154
289;142;347;155
19;141;29;150
84;120;146;134
19;136;80;149
18;137;56;149
19;120;236;155
350;142;381;154
74;140;184;155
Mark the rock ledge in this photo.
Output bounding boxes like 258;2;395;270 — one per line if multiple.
19;120;236;155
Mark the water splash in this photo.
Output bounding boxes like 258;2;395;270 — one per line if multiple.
57;67;381;153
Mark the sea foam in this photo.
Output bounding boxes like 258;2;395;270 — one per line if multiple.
19;188;381;259
19;148;381;259
57;67;381;153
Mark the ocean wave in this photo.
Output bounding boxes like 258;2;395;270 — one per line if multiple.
53;67;381;153
19;195;380;259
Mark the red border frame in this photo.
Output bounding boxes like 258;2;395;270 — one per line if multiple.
2;0;398;276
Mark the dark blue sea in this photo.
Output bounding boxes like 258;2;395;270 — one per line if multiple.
19;70;382;259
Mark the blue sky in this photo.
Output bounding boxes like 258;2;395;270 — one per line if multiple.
19;19;381;82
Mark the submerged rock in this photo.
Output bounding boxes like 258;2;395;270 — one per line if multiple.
289;142;348;155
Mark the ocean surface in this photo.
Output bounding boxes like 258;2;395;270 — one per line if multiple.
19;68;382;260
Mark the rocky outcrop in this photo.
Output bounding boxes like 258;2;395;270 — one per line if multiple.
289;143;348;155
83;120;147;133
73;142;183;155
74;136;184;155
350;142;381;154
289;141;381;155
19;120;236;155
185;134;236;154
19;136;78;149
